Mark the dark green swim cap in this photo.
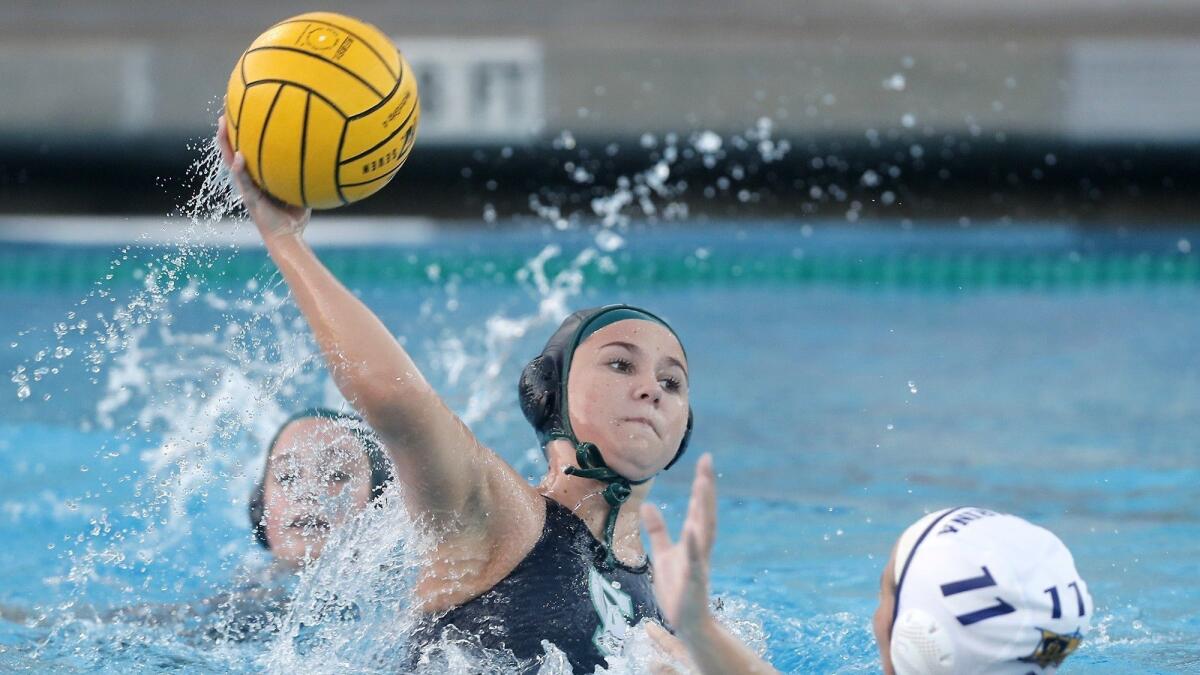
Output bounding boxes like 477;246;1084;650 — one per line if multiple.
517;304;692;467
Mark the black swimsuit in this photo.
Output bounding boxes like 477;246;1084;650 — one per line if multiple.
411;495;664;673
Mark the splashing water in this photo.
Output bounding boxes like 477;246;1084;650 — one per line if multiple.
3;136;349;669
3;123;793;672
262;489;430;673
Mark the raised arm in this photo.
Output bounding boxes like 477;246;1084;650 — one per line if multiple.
642;454;779;675
217;117;499;527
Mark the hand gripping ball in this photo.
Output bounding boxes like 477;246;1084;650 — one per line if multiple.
225;12;419;208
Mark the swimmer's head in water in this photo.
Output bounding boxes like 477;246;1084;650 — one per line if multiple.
519;305;692;479
248;408;392;564
872;507;1092;675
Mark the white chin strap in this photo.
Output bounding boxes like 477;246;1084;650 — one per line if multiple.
891;608;955;675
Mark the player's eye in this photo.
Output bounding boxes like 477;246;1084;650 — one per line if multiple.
608;358;634;373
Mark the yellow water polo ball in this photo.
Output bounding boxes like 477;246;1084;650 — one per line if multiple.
225;12;419;209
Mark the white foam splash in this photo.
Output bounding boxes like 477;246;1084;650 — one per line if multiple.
262;489;430;673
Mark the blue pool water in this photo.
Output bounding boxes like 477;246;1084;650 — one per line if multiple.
0;224;1197;673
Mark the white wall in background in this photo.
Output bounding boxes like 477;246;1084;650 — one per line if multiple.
0;37;545;144
1066;40;1200;140
398;38;545;143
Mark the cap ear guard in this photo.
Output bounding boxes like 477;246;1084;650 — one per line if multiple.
663;408;693;471
518;354;560;445
891;608;955;675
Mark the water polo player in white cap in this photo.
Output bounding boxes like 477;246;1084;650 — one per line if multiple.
872;507;1093;675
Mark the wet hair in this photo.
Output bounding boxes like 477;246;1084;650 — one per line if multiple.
247;408;393;549
518;304;693;472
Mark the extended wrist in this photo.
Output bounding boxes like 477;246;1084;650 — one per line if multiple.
267;226;306;244
257;218;308;245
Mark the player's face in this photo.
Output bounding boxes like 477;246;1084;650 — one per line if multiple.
872;541;900;675
261;417;374;565
566;320;689;481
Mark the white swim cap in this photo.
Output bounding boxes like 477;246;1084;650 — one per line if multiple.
890;507;1091;675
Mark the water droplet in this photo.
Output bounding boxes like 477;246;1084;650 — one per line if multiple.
554;130;577;151
571;167;592;184
693;130;722;154
594;230;625;253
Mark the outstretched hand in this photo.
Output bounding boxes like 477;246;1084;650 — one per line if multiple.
216;115;310;241
641;452;717;639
